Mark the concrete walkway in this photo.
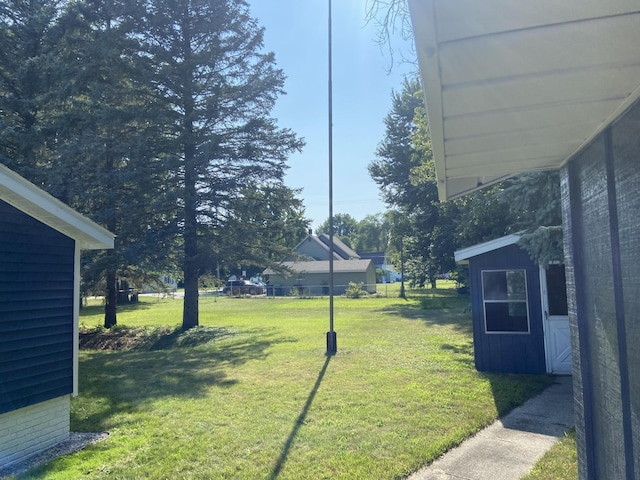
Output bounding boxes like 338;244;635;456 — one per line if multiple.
408;376;574;480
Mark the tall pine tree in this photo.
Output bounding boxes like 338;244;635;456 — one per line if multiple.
0;0;64;181
134;0;303;328
50;0;180;327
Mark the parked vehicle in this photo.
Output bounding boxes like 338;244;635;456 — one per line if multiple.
222;280;264;296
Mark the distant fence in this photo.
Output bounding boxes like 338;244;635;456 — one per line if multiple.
264;282;397;298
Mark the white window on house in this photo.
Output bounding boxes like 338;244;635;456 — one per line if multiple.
482;270;529;333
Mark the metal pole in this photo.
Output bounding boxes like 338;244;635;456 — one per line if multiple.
326;0;337;355
399;236;406;299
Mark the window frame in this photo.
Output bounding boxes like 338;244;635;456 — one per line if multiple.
481;269;530;334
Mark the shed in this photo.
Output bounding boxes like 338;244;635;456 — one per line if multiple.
0;164;114;468
263;259;376;296
455;235;570;375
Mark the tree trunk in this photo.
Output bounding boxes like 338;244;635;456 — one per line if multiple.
182;258;199;329
182;155;199;329
180;17;199;330
182;174;199;328
105;269;117;328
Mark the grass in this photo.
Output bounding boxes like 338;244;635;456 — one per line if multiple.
17;283;554;479
522;430;578;480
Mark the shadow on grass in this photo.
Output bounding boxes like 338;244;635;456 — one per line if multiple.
269;355;332;480
440;342;476;369
376;289;473;335
72;328;297;432
484;372;556;419
80;298;159;317
399;292;556;422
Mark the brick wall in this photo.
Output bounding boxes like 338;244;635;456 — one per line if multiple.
0;395;70;468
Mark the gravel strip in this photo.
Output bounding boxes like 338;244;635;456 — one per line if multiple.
0;432;109;478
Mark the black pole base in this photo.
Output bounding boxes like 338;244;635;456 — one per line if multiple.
326;331;337;355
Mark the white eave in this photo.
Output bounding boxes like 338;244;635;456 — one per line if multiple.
0;164;114;250
454;234;520;264
408;0;640;200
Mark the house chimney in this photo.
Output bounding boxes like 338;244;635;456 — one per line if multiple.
308;228;313;235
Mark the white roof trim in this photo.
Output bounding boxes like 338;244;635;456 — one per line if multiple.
0;164;114;250
454;234;521;263
408;0;640;200
264;259;373;275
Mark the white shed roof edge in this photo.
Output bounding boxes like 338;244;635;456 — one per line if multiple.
454;234;521;263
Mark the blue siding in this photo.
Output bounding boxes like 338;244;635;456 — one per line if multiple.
561;99;640;480
469;243;546;374
0;200;75;415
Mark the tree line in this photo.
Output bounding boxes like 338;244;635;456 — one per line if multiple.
0;0;309;328
314;78;562;289
367;77;563;289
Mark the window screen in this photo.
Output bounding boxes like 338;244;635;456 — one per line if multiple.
482;270;529;333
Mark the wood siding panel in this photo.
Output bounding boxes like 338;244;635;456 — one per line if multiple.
0;200;74;415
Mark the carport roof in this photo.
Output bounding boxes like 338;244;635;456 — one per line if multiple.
408;0;640;200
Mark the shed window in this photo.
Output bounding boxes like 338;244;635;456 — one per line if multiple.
482;270;529;333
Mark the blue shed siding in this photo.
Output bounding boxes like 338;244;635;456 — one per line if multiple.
469;243;546;374
0;200;75;415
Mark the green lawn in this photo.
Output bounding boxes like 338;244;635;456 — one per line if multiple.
19;285;554;479
522;430;578;480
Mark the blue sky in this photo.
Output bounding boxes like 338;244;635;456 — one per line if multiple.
248;0;414;229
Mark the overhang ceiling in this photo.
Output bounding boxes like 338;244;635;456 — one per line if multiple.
407;0;640;200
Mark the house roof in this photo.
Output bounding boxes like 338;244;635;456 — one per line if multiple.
263;259;373;275
408;0;640;200
454;234;521;264
289;234;359;261
0;164;114;250
358;251;386;264
317;234;359;260
289;234;340;260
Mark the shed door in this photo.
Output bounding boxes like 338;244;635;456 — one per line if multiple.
540;265;572;374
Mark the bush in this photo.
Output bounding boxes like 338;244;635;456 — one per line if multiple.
345;282;367;299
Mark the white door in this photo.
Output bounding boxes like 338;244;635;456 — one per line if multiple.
540;265;572;374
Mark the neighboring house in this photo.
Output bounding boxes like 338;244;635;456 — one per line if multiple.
455;235;571;375
0;164;114;468
285;232;360;262
264;232;376;295
408;2;640;477
358;251;398;283
263;259;376;296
